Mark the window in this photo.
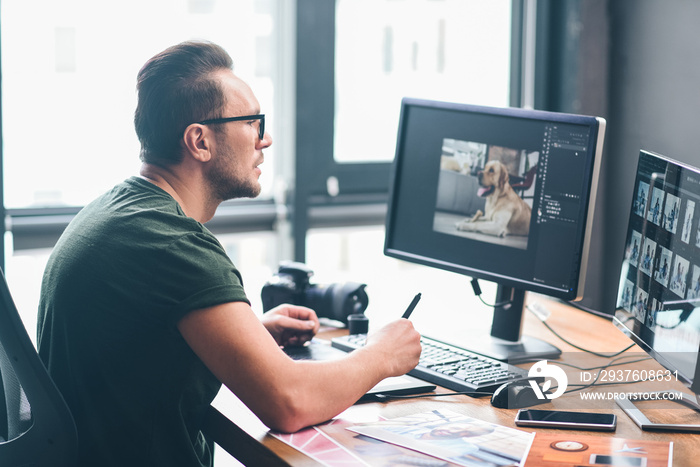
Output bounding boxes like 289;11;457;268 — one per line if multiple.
1;0;282;208
300;0;515;329
1;3;518;464
294;0;515;261
1;0;292;336
335;0;512;163
2;0;516;315
1;0;517;310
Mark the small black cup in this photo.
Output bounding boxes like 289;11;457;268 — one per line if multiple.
347;313;369;334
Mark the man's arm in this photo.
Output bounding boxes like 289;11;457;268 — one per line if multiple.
178;301;421;433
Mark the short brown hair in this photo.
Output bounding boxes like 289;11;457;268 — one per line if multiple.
134;41;233;166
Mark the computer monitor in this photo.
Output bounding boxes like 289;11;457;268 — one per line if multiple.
615;150;700;401
384;98;606;363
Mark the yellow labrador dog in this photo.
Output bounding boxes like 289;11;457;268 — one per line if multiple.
455;160;531;237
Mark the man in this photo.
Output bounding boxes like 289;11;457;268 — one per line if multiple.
37;41;422;467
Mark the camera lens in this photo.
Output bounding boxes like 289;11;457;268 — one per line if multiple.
304;282;368;324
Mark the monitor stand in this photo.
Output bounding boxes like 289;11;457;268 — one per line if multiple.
470;284;561;364
616;391;700;432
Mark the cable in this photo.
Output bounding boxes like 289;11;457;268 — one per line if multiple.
470;278;511;308
375;355;656;401
526;303;636;358
374;355;653;402
554;356;650;372
521;355;654;397
540;317;636;357
476;294;511;308
470;278;635;357
564;379;648;396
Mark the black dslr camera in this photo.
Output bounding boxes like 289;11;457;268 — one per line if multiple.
261;262;368;325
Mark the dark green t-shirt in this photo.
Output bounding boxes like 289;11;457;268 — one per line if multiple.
37;177;250;467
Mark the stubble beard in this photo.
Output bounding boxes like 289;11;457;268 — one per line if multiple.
207;145;262;202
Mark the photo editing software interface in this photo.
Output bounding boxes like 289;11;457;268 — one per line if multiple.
616;150;700;392
385;98;605;361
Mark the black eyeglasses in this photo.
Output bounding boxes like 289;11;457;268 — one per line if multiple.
196;114;265;140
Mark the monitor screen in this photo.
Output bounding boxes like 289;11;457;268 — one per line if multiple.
384;98;605;362
615;150;700;394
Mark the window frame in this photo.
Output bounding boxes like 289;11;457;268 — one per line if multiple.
0;0;526;269
0;0;291;267
292;0;526;261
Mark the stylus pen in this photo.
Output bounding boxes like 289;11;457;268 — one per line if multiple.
402;293;422;319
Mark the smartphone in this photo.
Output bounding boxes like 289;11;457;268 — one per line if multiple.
514;409;617;431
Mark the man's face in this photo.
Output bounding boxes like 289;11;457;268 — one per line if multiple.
205;69;272;201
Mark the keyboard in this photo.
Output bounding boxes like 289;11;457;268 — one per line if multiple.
331;334;528;395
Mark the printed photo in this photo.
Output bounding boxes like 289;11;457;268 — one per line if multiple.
523;432;672;467
349;409;533;467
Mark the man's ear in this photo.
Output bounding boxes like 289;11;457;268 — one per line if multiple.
182;124;213;162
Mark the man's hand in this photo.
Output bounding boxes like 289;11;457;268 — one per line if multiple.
363;319;422;376
261;304;320;347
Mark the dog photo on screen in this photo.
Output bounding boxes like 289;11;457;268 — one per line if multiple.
433;138;537;250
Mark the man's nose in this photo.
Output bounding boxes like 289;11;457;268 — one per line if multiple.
259;131;273;148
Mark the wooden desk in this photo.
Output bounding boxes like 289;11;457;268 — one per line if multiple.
204;298;700;466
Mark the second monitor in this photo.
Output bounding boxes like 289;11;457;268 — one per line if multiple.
384;98;606;362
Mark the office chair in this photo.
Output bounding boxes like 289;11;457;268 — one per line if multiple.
511;164;538;198
0;269;78;467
